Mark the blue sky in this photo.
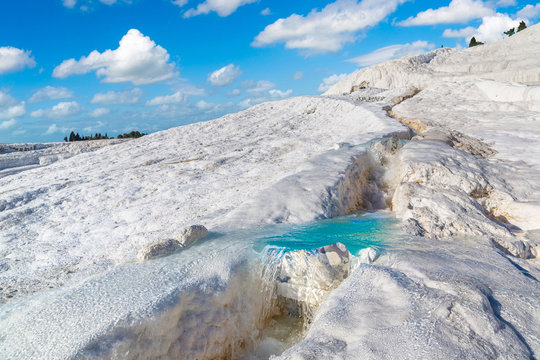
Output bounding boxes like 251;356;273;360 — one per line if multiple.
0;0;538;143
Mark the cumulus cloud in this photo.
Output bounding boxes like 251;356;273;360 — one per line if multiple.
268;89;293;97
44;123;69;135
348;40;435;67
208;64;242;86
497;0;516;6
245;80;276;93
63;0;77;7
53;29;177;85
62;0;128;9
84;121;106;133
253;0;407;54
28;86;74;103
91;88;144;105
0;47;36;74
0;91;26;120
184;0;257;17
172;0;188;6
442;26;477;38
517;4;540;19
31;101;83;119
0;119;17;130
398;0;494;26
444;13;521;43
146;85;206;106
238;82;293;108
89;108;111;117
318;74;349;93
226;89;241;97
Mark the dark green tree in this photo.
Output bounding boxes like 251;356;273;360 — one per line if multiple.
517;21;527;32
504;27;515;37
469;37;484;47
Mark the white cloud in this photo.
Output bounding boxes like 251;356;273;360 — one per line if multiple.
89;108;111;117
0;47;36;74
398;0;494;26
445;13;521;43
53;29;177;85
253;0;407;54
31;101;83;119
293;71;304;80
239;83;293;108
208;64;242;86
348;40;435;67
146;86;206;106
0;91;26;120
318;74;348;93
245;80;276;93
183;0;257;17
0;119;17;130
83;121;106;133
146;91;186;106
261;8;271;16
63;0;77;8
91;88;144;105
517;4;540;19
28;86;74;103
497;0;516;6
226;89;241;97
172;0;188;6
195;100;216;110
45;124;69;135
268;89;293;97
442;26;477;38
62;0;129;8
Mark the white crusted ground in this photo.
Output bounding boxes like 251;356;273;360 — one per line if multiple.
1;24;540;360
0;140;124;179
0;96;405;301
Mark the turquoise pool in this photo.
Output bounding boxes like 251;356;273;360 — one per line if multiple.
254;211;400;255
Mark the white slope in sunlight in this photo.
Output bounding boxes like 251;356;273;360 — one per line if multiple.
0;140;124;178
327;24;540;233
0;96;406;300
325;24;540;94
392;79;540;232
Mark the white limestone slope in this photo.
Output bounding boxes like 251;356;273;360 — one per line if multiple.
0;96;405;301
0;140;124;178
325;24;540;93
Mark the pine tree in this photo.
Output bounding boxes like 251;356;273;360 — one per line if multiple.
517;21;527;32
69;131;76;142
469;37;484;47
504;27;515;37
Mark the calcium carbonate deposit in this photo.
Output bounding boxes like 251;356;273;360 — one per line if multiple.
1;23;540;360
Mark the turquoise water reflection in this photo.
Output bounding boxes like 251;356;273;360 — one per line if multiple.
254;211;399;255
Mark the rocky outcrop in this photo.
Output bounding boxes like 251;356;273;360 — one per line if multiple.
175;225;208;247
138;225;209;261
275;242;350;316
137;239;182;261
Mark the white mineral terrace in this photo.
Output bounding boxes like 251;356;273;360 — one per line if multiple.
1;24;540;360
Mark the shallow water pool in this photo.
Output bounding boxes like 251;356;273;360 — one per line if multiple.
253;211;399;255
